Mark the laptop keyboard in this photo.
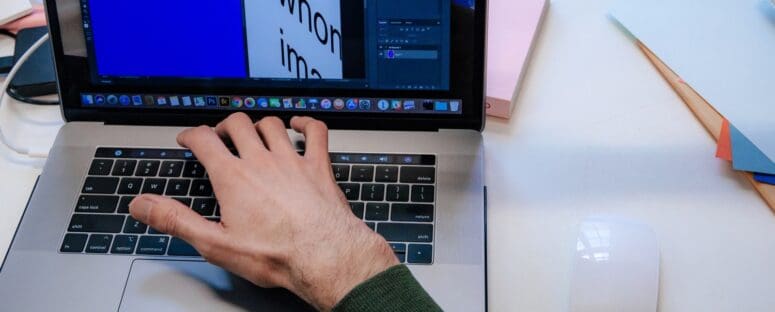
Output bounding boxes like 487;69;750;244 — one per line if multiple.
60;147;436;264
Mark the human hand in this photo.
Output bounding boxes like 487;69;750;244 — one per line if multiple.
128;113;398;311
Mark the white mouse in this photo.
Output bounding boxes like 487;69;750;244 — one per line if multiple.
569;216;660;312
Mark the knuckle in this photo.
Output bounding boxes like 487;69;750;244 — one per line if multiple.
189;125;212;138
177;128;194;142
308;120;328;132
259;116;283;128
227;112;252;126
156;205;180;237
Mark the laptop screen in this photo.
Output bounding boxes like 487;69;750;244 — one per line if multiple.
51;0;482;121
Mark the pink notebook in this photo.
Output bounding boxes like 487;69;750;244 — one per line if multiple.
486;0;549;119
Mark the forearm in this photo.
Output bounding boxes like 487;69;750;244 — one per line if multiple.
332;265;442;312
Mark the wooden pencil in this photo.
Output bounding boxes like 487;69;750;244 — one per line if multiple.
638;42;775;211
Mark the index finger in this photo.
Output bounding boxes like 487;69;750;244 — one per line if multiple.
290;116;330;162
177;125;237;172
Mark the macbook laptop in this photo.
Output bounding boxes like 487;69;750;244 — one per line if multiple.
0;0;487;311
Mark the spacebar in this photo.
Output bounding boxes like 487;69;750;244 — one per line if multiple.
168;238;200;257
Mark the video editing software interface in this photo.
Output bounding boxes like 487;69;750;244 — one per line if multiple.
77;0;476;115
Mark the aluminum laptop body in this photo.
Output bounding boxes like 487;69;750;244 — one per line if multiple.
0;0;488;311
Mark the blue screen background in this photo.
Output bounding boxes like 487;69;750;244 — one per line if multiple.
453;0;475;9
88;0;247;78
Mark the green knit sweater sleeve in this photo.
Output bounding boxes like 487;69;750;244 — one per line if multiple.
333;265;442;312
331;265;443;312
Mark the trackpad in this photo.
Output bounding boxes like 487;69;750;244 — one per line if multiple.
120;260;314;312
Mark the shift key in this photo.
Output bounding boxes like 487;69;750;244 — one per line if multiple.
377;223;433;243
68;214;125;233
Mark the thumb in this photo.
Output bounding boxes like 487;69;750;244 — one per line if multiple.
129;194;225;250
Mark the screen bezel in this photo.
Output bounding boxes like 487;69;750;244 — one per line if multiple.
44;0;486;131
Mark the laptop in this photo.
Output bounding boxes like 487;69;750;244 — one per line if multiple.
0;0;487;311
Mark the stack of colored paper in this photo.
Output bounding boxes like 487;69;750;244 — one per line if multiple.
716;120;775;185
610;0;775;207
485;0;548;119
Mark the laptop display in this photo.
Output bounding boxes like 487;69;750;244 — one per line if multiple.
49;0;484;127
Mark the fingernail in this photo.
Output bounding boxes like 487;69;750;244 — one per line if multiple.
129;196;155;222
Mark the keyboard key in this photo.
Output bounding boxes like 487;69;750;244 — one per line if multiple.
173;197;192;207
190;179;213;197
391;204;434;222
137;236;170;255
111;160;137;176
361;184;385;201
411;185;435;203
165;179;191;196
136;160;161;177
365;203;389;221
386;184;410;202
118;178;143;195
68;214;125;233
160;161;184;177
332;165;350;181
85;234;113;254
400;166;435;184
377;223;433;243
365;222;376;231
365;203;390;221
349;202;365;219
82;177;119;194
407;244;433;264
123;216;148;234
168;238;200;257
141;179;167;195
88;159;114;176
390;243;407;263
192;198;216;216
355;155;380;163
375;166;399;182
148;227;166;235
397;155;421;165
351;166;374;182
95;148;126;158
60;233;88;253
111;235;138;254
75;195;118;213
330;153;355;163
338;183;360;201
117;196;135;214
183;161;206;178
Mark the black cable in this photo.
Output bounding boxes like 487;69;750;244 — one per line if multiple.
6;87;59;105
0;29;16;39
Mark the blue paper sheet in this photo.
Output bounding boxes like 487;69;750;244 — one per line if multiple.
610;0;775;161
730;125;775;175
755;173;775;185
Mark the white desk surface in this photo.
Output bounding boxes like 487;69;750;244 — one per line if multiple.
2;0;775;311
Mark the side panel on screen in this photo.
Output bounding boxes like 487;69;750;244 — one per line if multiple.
244;0;343;80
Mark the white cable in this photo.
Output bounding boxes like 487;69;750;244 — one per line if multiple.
0;33;52;159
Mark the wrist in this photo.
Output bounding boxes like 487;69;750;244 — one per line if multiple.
289;221;399;311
